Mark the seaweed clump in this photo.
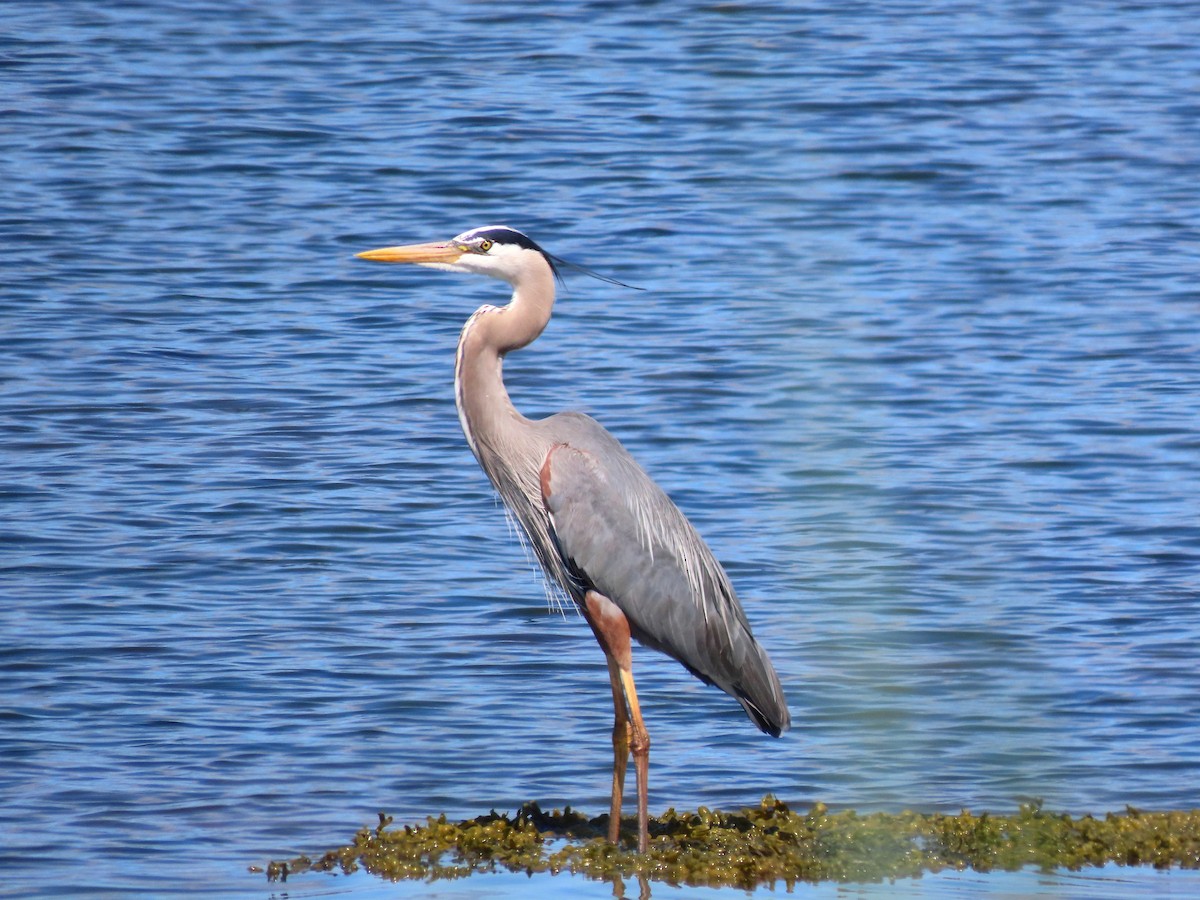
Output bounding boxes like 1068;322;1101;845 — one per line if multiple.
263;798;1200;890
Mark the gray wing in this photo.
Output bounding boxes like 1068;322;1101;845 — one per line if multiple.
538;414;790;737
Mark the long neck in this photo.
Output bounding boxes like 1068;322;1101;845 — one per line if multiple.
453;262;556;465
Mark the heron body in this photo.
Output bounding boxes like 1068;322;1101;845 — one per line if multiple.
358;225;789;852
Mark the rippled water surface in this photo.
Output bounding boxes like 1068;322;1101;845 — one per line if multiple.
3;2;1199;897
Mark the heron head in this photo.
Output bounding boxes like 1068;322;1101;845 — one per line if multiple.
357;225;558;285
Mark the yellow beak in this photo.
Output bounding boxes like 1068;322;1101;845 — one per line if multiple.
355;241;464;264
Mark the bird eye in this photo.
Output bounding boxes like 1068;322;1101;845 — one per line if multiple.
478;239;493;252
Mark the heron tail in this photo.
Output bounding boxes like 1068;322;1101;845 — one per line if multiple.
734;641;791;737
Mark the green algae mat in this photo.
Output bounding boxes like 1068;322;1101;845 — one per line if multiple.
264;798;1200;890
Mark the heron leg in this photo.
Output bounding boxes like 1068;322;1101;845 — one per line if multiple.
618;661;650;853
583;590;651;853
604;654;630;844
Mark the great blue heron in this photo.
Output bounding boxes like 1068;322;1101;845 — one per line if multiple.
357;225;789;852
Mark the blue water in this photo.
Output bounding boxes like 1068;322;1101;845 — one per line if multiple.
3;2;1199;897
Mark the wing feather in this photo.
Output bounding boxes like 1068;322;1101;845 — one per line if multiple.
538;416;790;736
